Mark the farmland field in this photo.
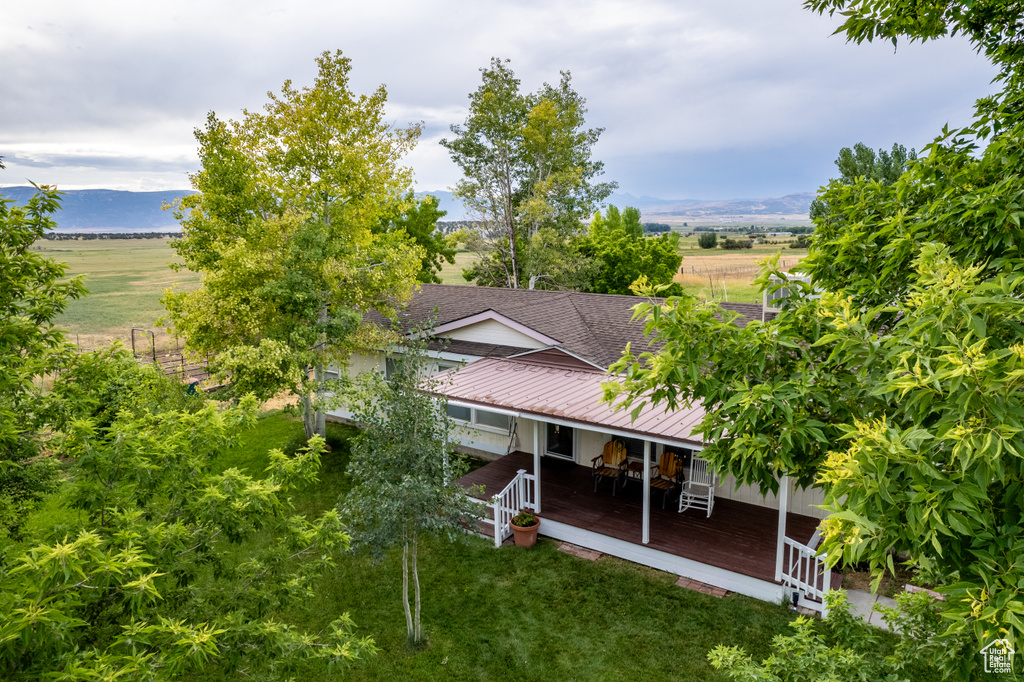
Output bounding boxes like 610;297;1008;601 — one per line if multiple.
32;238;198;349
38;234;807;348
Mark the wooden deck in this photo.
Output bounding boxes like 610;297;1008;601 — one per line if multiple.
458;451;823;585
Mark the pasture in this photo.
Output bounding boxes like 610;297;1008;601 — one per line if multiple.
33;238;198;349
38;234;807;348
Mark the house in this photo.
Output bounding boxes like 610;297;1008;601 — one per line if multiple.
329;284;835;610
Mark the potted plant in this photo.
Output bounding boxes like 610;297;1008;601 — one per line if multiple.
510;510;540;547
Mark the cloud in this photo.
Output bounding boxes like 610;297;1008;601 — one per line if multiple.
0;0;1000;198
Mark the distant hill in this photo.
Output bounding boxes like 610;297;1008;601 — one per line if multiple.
1;186;813;231
0;187;194;232
422;190;813;223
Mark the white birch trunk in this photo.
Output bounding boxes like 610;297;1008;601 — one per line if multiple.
402;535;413;639
412;530;422;643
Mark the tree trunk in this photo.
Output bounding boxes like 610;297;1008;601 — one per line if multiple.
314;361;326;437
402;535;414;640
301;367;327;441
301;389;316;440
412;529;422;643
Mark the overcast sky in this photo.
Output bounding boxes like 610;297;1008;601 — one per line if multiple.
0;0;999;200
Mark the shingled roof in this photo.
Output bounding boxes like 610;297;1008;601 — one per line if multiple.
374;284;770;369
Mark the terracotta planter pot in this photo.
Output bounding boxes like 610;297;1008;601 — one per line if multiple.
511;517;540;547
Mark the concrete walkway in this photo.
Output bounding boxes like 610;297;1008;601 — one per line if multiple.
845;588;897;630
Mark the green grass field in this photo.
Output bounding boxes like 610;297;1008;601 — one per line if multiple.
37;235;806;346
33;239;198;347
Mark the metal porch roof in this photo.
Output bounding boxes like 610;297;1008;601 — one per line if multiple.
430;357;707;447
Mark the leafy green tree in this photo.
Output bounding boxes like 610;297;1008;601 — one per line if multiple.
709;591;940;681
341;342;480;644
165;51;423;440
376;191;456;284
809;142;916;221
0;352;373;679
604;3;1024;676
441;58;616;289
0;178;86;536
581;206;682;296
697;232;718;249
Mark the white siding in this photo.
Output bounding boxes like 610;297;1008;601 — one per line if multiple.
576;429;610;466
441;319;547;349
715;473;828;520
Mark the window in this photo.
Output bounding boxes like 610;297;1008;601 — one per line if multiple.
445;404;513;432
617;436;647;460
446;403;471;422
385;357;399;380
476;409;512;431
437;360;459;373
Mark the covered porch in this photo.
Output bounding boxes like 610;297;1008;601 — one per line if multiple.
437;354;836;608
458;451;825;595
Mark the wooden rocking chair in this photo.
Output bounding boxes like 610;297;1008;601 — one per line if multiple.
591;440;627;495
679;454;716;517
649;451;684;509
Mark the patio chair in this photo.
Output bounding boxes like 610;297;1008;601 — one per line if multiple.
649;450;684;509
591;440;627;495
679;454;716;517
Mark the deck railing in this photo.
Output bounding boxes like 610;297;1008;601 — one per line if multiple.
782;536;832;613
489;468;537;548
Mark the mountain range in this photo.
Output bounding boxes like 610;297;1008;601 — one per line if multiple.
0;186;813;231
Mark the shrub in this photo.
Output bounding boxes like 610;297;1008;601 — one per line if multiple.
721;237;753;250
697;233;718;249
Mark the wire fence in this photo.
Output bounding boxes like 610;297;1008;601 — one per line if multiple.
682;260;798;280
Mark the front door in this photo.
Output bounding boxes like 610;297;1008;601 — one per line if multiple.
546;423;574;460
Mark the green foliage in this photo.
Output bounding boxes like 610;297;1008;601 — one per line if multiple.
809;142;917;222
376;192;455;284
605;3;1024;675
45;344;203;431
441;58;616;289
511;510;537;527
0;380;373;679
0;181;86;537
581;205;682;296
341;341;481;643
698;232;719;249
789;235;811;250
708;591;937;681
164;50;423;439
720;237;753;250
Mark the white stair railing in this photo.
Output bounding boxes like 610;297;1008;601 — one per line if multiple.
782;536;832;613
490;468;537;547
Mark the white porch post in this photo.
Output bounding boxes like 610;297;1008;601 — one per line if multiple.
533;420;541;513
642;440;651;545
774;474;790;582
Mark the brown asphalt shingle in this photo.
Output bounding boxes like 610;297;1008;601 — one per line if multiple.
369;284;771;369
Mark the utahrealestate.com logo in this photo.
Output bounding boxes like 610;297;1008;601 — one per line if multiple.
980;638;1016;675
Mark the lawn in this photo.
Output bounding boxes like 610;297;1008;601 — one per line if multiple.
212;411;804;681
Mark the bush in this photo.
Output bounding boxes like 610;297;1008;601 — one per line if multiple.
721;237;753;250
697;233;718;249
790;234;811;249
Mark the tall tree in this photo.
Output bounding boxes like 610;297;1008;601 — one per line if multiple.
164;51;423;440
581;206;683;296
341;342;480;644
0;177;86;534
375;191;456;284
809;142;916;221
441;58;616;289
605;3;1024;676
